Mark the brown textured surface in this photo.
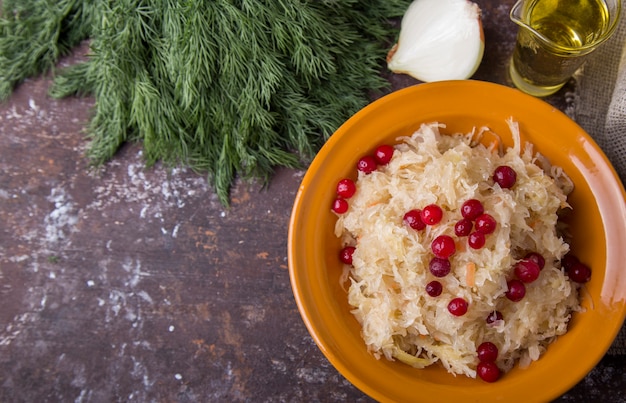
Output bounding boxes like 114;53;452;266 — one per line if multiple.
0;1;624;401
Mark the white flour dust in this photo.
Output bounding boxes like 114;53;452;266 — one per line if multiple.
86;150;215;223
44;187;79;244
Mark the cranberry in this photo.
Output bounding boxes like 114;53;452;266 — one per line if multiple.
403;209;426;231
461;199;484;220
336;178;356;199
477;342;498;363
561;253;580;271
357;155;377;174
339;246;356;265
514;259;541;283
486;310;503;324
448;297;468;316
475;214;497;234
429;257;451;278
477;361;501;383
332;198;349;214
420;204;443;225
493;165;517;189
468;231;486;249
426;280;443;297
524;252;545;270
431;235;456;259
454;218;473;237
505;279;526;302
567;262;592;283
374;144;394;165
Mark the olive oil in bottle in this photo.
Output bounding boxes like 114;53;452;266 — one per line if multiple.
510;0;613;97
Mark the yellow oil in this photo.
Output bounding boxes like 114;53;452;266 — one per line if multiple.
511;0;611;96
528;0;610;49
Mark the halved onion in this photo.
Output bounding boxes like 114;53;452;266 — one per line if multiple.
387;0;484;82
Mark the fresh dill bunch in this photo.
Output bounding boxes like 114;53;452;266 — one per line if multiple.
0;0;95;100
2;0;409;205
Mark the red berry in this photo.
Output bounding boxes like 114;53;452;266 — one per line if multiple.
477;342;499;363
493;165;517;189
336;178;356;199
421;204;443;225
426;280;443;297
468;231;486;249
431;235;456;259
477;361;501;382
357;155;377;174
448;298;468;316
524;252;545;270
461;199;484;220
454;218;473;237
332;198;349;214
429;257;451;277
514;259;541;283
561;253;580;271
403;209;426;231
567;262;592;283
486;310;503;324
475;214;497;234
339;246;356;265
505;279;526;302
374;144;394;165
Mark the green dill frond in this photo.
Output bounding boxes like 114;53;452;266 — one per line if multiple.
0;0;410;205
0;0;95;99
49;61;95;98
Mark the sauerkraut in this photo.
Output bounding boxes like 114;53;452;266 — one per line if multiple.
334;120;581;378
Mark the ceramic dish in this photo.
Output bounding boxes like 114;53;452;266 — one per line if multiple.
288;81;626;402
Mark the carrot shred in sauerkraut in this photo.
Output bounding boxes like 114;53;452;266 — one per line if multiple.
466;262;476;288
334;121;582;378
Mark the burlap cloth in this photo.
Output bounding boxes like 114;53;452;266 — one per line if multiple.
573;13;626;356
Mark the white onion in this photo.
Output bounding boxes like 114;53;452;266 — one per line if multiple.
387;0;484;82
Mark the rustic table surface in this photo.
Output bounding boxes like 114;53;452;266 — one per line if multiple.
1;0;624;402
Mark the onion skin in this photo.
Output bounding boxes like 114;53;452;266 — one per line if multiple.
387;0;485;83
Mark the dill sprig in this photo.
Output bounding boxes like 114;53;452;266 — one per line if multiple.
0;0;95;100
1;0;408;205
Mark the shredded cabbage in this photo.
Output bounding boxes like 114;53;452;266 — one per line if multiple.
334;121;581;378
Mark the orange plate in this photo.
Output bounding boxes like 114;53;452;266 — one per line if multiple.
288;81;626;402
